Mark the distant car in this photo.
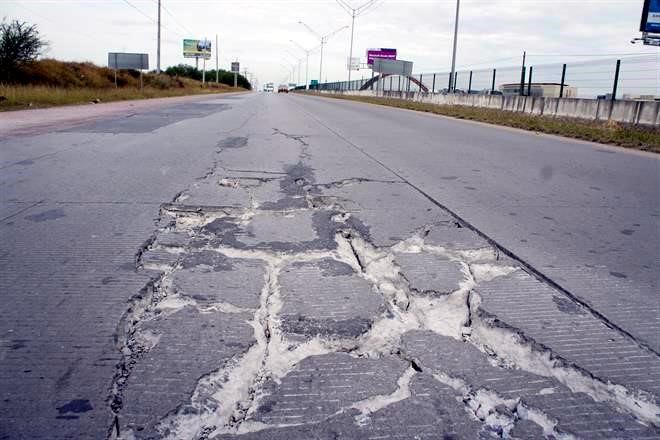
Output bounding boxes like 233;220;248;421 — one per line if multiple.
278;85;289;93
263;83;274;92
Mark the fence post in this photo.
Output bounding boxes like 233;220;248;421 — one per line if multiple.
527;66;533;96
448;72;452;91
519;66;526;96
389;76;392;93
432;74;436;94
491;69;496;93
398;76;401;92
454;72;459;92
468;71;473;94
559;64;566;98
612;59;621;101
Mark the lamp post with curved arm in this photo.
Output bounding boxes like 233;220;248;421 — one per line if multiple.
334;1;381;83
291;40;315;90
299;21;348;87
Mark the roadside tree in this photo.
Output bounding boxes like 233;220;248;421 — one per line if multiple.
0;20;47;81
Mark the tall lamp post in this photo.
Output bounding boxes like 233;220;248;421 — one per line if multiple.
334;0;381;83
299;21;348;87
279;62;295;84
291;40;315;90
284;49;302;87
449;0;460;92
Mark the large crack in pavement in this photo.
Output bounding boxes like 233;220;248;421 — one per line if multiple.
108;123;660;440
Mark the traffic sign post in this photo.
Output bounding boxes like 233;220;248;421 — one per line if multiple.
231;62;240;88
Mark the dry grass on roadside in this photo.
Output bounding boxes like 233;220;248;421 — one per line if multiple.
0;83;236;111
0;59;242;111
311;93;660;153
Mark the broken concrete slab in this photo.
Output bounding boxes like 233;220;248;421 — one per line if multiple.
152;230;191;249
475;271;660;401
278;259;384;338
180;249;238;270
139;247;179;270
251;353;408;426
395;252;466;295
352;208;452;247
317;181;454;246
120;306;255;437
172;258;265;309
401;330;659;439
425;225;491;251
215;373;484;440
180;181;251;208
238;210;318;251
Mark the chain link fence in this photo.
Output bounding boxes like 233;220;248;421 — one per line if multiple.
312;55;659;101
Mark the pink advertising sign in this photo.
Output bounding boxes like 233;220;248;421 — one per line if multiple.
367;48;397;65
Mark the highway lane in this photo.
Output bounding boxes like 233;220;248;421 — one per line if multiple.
0;93;262;438
289;93;660;352
1;91;658;439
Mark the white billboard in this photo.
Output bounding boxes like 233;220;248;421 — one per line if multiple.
372;58;413;76
183;39;212;59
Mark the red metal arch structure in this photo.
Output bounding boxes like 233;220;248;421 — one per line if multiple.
359;73;429;92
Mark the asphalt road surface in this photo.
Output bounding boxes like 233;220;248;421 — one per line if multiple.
1;92;658;440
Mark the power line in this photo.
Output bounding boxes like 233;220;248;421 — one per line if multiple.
121;0;156;24
119;0;187;41
158;0;194;36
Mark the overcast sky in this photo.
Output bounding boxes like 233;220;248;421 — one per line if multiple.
4;0;658;88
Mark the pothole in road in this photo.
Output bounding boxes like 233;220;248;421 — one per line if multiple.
111;161;659;439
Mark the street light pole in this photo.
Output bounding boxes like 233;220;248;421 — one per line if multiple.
299;21;348;88
449;0;460;92
348;11;355;83
156;0;161;74
305;52;309;88
319;38;324;86
335;1;380;83
283;50;302;87
291;40;313;90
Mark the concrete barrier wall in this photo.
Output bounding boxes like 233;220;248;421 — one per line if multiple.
320;90;659;127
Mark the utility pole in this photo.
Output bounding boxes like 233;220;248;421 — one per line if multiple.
215;34;219;83
156;0;161;74
335;1;380;83
449;0;460;92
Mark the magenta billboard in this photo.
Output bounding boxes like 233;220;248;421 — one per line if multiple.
367;48;397;65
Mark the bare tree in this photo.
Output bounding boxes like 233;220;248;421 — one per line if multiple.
0;19;47;80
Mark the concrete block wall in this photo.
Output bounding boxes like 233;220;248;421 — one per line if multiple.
320;89;659;127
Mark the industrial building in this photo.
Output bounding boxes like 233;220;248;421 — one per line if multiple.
500;82;577;98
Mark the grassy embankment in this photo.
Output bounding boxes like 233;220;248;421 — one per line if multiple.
309;93;660;153
0;59;241;111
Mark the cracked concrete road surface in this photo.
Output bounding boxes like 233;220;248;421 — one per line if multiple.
1;92;659;440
